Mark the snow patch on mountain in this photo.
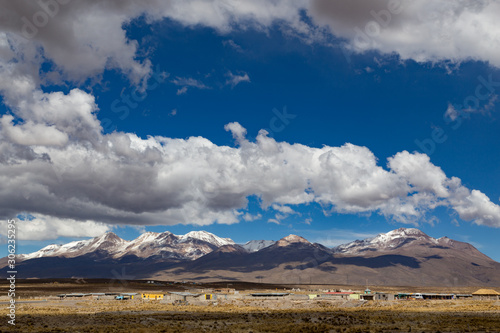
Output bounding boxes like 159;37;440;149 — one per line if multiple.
20;244;62;260
180;231;235;247
241;240;275;252
332;228;436;254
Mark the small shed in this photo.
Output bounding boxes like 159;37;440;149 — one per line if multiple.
472;289;500;300
349;293;361;300
119;293;137;300
373;293;394;301
59;293;93;300
361;293;374;301
141;293;164;300
167;292;201;302
323;292;354;300
360;292;394;301
250;293;290;299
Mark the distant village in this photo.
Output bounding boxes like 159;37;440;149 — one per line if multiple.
53;282;500;304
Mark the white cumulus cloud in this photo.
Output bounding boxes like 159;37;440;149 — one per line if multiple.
0;98;499;241
310;0;500;67
2;0;500;240
0;215;111;241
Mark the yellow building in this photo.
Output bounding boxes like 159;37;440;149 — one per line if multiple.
142;293;164;300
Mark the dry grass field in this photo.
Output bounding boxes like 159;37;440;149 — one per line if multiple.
1;280;499;332
0;299;499;332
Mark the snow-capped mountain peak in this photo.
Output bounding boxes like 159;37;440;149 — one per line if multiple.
370;228;431;244
132;231;160;244
19;238;91;260
332;228;435;254
384;227;428;238
19;244;62;260
88;232;126;250
179;231;235;247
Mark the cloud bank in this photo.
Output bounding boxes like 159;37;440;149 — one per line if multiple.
1;0;500;240
1;0;500;92
1;96;500;240
310;0;500;67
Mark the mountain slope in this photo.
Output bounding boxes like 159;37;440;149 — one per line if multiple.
152;229;500;286
332;228;493;263
3;228;500;287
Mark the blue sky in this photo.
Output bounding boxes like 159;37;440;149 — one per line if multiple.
1;1;500;261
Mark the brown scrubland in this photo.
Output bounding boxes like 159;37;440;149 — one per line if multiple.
1;299;499;332
1;280;499;332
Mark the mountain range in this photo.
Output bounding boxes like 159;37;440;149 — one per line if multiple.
17;230;235;261
3;228;500;287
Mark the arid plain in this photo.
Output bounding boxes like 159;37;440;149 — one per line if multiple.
1;279;499;332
